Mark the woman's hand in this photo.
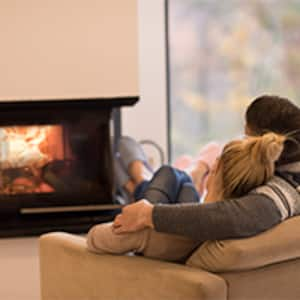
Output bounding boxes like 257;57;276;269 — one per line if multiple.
113;199;154;234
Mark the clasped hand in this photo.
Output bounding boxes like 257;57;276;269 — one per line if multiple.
113;199;154;234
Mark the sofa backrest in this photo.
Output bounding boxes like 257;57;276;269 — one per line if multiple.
186;216;300;272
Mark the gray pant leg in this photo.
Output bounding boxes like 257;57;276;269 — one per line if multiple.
144;165;192;204
177;182;200;203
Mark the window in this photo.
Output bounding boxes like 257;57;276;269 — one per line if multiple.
167;0;300;161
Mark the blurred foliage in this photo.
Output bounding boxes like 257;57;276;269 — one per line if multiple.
169;0;300;160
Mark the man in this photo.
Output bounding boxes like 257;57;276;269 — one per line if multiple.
113;95;300;243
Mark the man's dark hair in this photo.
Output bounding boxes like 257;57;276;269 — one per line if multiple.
246;95;300;165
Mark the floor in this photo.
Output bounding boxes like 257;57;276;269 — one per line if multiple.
0;237;40;300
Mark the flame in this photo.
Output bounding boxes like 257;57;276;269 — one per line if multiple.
0;126;52;169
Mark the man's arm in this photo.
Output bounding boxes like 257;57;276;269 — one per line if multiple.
153;194;282;242
113;194;282;242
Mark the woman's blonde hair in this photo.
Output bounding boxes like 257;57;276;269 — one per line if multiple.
218;132;286;199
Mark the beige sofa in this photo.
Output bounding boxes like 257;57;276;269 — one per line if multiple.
39;216;300;300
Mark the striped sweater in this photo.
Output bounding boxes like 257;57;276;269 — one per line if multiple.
252;162;300;220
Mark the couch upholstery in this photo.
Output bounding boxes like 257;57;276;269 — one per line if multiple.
39;233;226;300
39;216;300;300
187;215;300;272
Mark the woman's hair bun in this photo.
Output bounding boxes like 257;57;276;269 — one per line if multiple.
259;132;286;163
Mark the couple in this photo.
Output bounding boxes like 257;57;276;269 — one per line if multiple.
87;95;300;261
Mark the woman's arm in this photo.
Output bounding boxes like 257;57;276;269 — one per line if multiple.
153;194;282;242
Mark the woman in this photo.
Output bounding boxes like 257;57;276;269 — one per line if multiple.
87;132;286;261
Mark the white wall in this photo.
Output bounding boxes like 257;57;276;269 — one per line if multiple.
122;0;168;160
0;0;138;100
0;1;167;300
0;238;40;300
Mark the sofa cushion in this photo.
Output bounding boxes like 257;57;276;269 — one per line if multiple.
186;216;300;272
40;232;227;300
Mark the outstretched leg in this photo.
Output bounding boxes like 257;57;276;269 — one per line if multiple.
134;165;199;204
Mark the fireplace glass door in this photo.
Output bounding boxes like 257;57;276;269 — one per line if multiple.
0;115;112;206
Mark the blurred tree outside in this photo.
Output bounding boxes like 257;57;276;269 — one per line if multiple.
168;0;300;160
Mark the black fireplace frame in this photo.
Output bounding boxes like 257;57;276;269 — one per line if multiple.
0;97;138;237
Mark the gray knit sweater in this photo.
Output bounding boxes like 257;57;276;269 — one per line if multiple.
152;162;300;242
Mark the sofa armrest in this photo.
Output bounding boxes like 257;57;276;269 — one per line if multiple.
39;232;227;300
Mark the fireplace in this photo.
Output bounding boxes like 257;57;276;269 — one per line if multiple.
0;97;137;237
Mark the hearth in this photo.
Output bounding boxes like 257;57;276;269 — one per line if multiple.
0;97;137;237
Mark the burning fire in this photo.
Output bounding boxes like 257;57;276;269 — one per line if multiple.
0;125;64;194
0;126;53;169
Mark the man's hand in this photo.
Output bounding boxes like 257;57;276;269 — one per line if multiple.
113;199;154;234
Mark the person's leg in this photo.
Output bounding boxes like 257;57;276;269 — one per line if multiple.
86;222;199;262
114;155;137;203
114;136;153;199
136;165;195;204
115;159;150;198
117;136;153;187
142;229;200;262
126;160;153;198
120;161;205;204
133;166;201;204
120;160;170;201
176;182;200;203
133;180;150;200
127;150;219;200
183;142;223;195
123;180;136;195
185;161;209;195
87;222;150;255
126;161;204;203
116;136;215;203
118;136;223;199
128;160;153;184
